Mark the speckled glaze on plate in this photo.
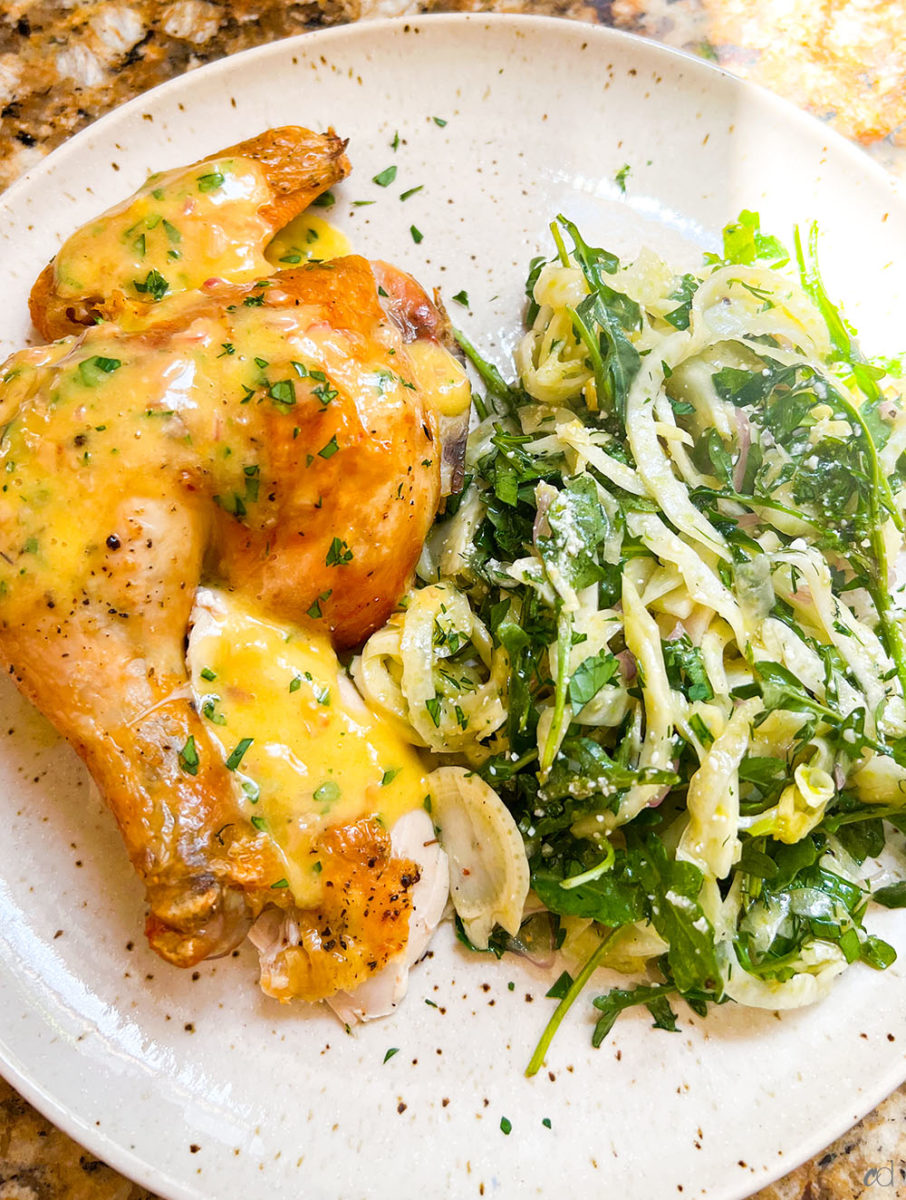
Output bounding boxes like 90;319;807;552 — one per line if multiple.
0;15;905;1200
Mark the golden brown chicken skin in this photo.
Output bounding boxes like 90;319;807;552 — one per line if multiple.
29;125;350;341
0;255;446;968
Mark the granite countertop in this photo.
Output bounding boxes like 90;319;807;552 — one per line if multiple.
1;2;905;1198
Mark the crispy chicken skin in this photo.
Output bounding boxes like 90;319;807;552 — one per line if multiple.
29;126;350;341
0;255;444;969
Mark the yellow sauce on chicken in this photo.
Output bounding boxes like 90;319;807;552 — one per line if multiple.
0;284;439;616
52;156;274;300
187;590;429;906
264;213;351;267
406;339;471;417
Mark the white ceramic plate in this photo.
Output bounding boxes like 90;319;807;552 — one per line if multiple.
1;15;905;1200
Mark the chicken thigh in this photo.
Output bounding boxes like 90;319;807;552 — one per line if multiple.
29;125;350;340
0;253;465;976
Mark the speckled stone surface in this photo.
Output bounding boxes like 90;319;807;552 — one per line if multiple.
1;2;905;1198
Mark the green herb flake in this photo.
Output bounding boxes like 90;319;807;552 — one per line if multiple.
225;737;253;771
400;185;424;202
381;768;401;787
432;117;447;127
500;1116;512;1136
452;290;469;306
314;780;341;806
312;190;335;209
325;537;353;567
200;667;217;682
270;877;290;889
279;253;302;264
78;356;122;386
614;163;631;193
306;589;332;619
133;269;169;300
373;165;398;188
289;675;302;693
410;225;424;244
251;815;267;832
318;435;340;459
197;171;225;193
178;735;199;776
383;1047;400;1063
269;379;296;411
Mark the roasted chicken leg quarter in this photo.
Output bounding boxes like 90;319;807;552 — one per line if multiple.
0;250;466;974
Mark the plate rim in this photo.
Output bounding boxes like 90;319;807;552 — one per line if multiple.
0;14;904;1199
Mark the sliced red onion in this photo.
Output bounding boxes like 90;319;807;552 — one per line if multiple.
733;407;752;492
617;649;637;682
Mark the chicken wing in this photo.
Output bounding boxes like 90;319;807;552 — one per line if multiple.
29;126;350;341
0;254;460;971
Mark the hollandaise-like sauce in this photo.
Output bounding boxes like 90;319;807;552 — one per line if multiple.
187;589;429;906
264;213;351;267
53;156;274;301
406;339;471;417
0;267;442;623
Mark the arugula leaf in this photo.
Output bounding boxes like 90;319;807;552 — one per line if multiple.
715;210;789;267
591;983;679;1046
536;475;609;592
626;833;721;995
532;858;645;926
872;881;906;909
569;651;619;708
662;635;714;703
663;274;699;330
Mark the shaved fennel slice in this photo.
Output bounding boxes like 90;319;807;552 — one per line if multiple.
677;697;761;880
430;765;530;949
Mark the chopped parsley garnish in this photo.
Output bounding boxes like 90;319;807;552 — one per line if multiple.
312;191;335;208
133;269;169;300
200;667;217;682
383;1047;400;1063
325;537;352;567
410;225;424;244
269;379;296;411
78;356;122;386
373;165;398;187
224;737;253;771
306;589;332;619
314;780;340;805
318;435;340;459
197;170;225;192
452;290;469;306
177;735;199;776
400;185;424;201
614;163;631;193
313;383;339;407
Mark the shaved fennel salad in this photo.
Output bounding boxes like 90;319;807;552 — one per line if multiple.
353;211;906;1068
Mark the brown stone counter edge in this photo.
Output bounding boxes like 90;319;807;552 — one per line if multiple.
1;1;905;1198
